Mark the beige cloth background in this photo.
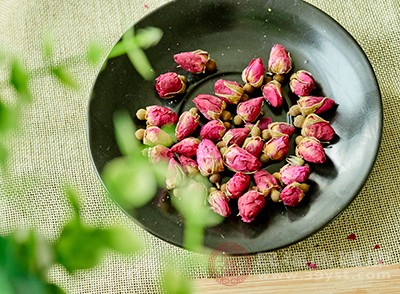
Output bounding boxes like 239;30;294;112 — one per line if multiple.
0;0;399;293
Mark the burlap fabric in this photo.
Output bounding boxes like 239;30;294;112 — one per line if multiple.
0;0;398;293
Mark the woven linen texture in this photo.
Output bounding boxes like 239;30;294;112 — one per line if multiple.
0;0;399;293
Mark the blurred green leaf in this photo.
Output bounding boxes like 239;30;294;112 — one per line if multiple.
41;31;54;60
0;101;19;132
0;142;9;168
113;111;139;156
0;270;13;294
51;66;78;89
86;40;103;65
135;27;163;49
64;186;80;217
10;59;31;101
163;264;192;294
102;227;141;254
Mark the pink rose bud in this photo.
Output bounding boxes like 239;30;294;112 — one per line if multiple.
170;137;200;157
280;182;308;207
178;155;199;176
242;136;264;158
241;58;265;88
289;70;316;96
268;44;292;75
226;172;251;199
145;105;178;127
237;97;264;123
222;127;250;147
297;96;335;116
200;120;226;141
268;122;295;138
280;164;311;185
257;117;273;131
192;94;226;121
263;135;290;161
295;137;326;164
208;190;231;217
143;126;174;147
254;170;280;196
147;144;173;164
214;79;244;104
301;113;336;141
175;108;200;141
238;190;265;223
223;145;262;174
155;72;186;99
261;80;283;108
165;158;186;190
196;138;224;176
173;49;211;74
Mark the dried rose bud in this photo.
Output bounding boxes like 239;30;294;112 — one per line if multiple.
193;94;226;121
268;122;295;138
301;113;336;141
280;182;308;207
225;172;251;199
254;169;280;196
237;97;264;123
143;126;174;147
214;79;244;104
242;136;264;158
178;155;199;176
145;105;178;127
268;44;292;75
295;137;326;164
196;138;224;176
257;117;273;131
165;158;186;190
147;144;173;164
170;137;200;157
261;80;283;108
155;72;186;99
223;145;262;174
200;120;226;141
173;49;212;74
175;108;200;141
238;190;265;223
280;164;311;185
297;96;335;116
241;58;265;88
263;135;290;161
289;70;316;96
222;127;250;147
208;190;231;217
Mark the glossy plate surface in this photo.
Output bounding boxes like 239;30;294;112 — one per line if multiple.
88;0;382;254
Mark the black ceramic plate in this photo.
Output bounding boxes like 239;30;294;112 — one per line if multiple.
88;0;382;254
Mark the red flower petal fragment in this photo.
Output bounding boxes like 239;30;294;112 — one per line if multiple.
374;244;380;250
155;72;186;99
306;262;317;270
268;44;292;75
238;190;265;223
347;233;357;240
173;49;210;73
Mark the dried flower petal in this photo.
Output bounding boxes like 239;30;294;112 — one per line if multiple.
170;137;200;157
280;182;307;207
263;135;290;161
238;190;265;223
268;44;292;75
223;145;262;174
143;126;174;147
225;172;251;199
280;164;311;185
147;144;173;164
165;158;186;190
261;80;283;108
241;58;265;88
155;72;186;98
200;120;226;141
242;136;264;158
214;79;244;104
175;108;200;141
254;170;280;196
289;70;316;96
297;96;335;116
208;190;231;217
145;105;178;127
295;137;326;164
196;138;224;176
222;127;250;147
193;94;226;120
301;113;336;141
268;122;295;138
173;49;210;73
237;97;264;123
